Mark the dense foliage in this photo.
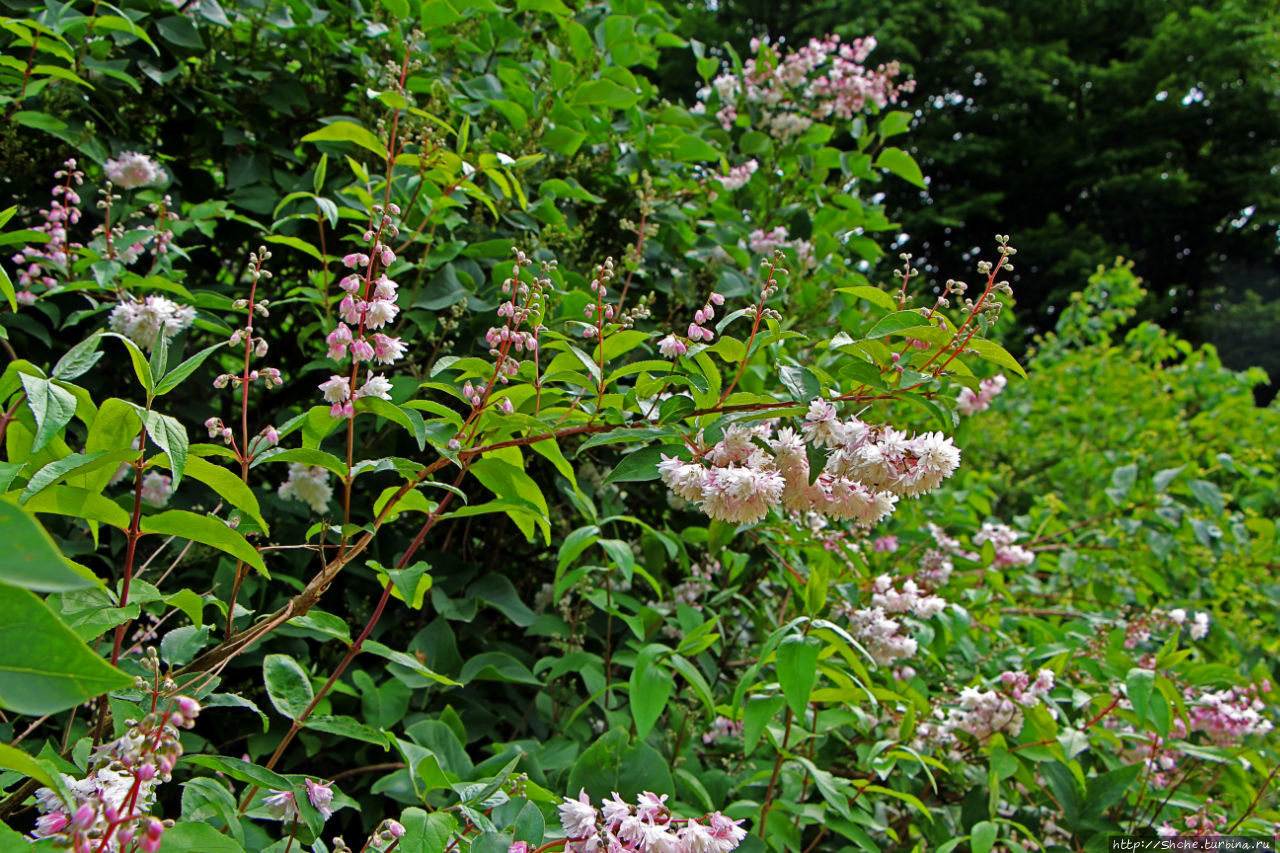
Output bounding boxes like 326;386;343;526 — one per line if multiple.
0;2;1277;853
669;0;1280;397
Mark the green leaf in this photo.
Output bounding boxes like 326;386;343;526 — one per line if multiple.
52;333;105;381
263;653;314;720
836;285;897;312
139;510;266;575
878;110;913;138
103;333;154;392
1126;667;1155;725
263;234;323;262
865;310;930;339
156;454;268;534
742;695;786;754
1187;479;1225;515
155;15;204;49
570;78;640;110
130;408;189;490
306;714;389;747
629;643;673;739
183;755;292;792
970;821;997;853
875;147;925;188
0;257;15;312
0;742;74;808
0;584;133;714
602;445;673;485
0;500;101;591
154;342;227;396
965;338;1028;379
375;561;433;609
158;819;246;852
779;364;821;402
19;374;77;454
302;120;389;159
776;635;821;717
252;446;348;478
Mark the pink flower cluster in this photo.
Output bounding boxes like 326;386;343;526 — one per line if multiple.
140;471;173;508
557;789;747;853
659;400;960;527
919;669;1055;746
104;152;167;190
262;778;334;822
745;226;814;268
715;160;758;191
696;34;913;138
32;689;200;852
973;522;1035;569
956;374;1007;416
488;249;545;379
703;715;744;744
331;819;406;852
1185;681;1273;746
320;205;407;418
9;158;84;297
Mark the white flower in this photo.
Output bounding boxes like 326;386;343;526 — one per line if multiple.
319;375;351;403
558;789;599;840
1190;612;1210;640
277;464;332;514
356;373;393;401
104;152;166;189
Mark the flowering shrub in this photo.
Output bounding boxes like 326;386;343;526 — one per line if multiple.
0;3;1276;853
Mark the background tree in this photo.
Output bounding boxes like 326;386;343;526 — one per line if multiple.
666;0;1280;398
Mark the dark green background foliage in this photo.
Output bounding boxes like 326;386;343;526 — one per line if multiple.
668;0;1280;397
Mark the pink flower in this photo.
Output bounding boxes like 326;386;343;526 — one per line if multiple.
327;324;353;359
658;335;688;358
305;779;334;820
350;338;375;362
372;333;406;365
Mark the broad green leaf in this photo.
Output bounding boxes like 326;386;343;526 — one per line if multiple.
263;653;314;720
875;147;925;188
158;820;246;852
154;342;227;396
0;500;101;591
1126;668;1155;725
629;643;673;739
25;485;131;529
52;333;105;381
302;121;389;159
139;510;266;575
970;821;997;853
0;742;74;808
154;454;268;533
0;584;133;714
19;374;77;454
103;333;154;393
130;407;189;490
965;338;1028;379
865;310;931;340
836;285;897;312
776;635;821;717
